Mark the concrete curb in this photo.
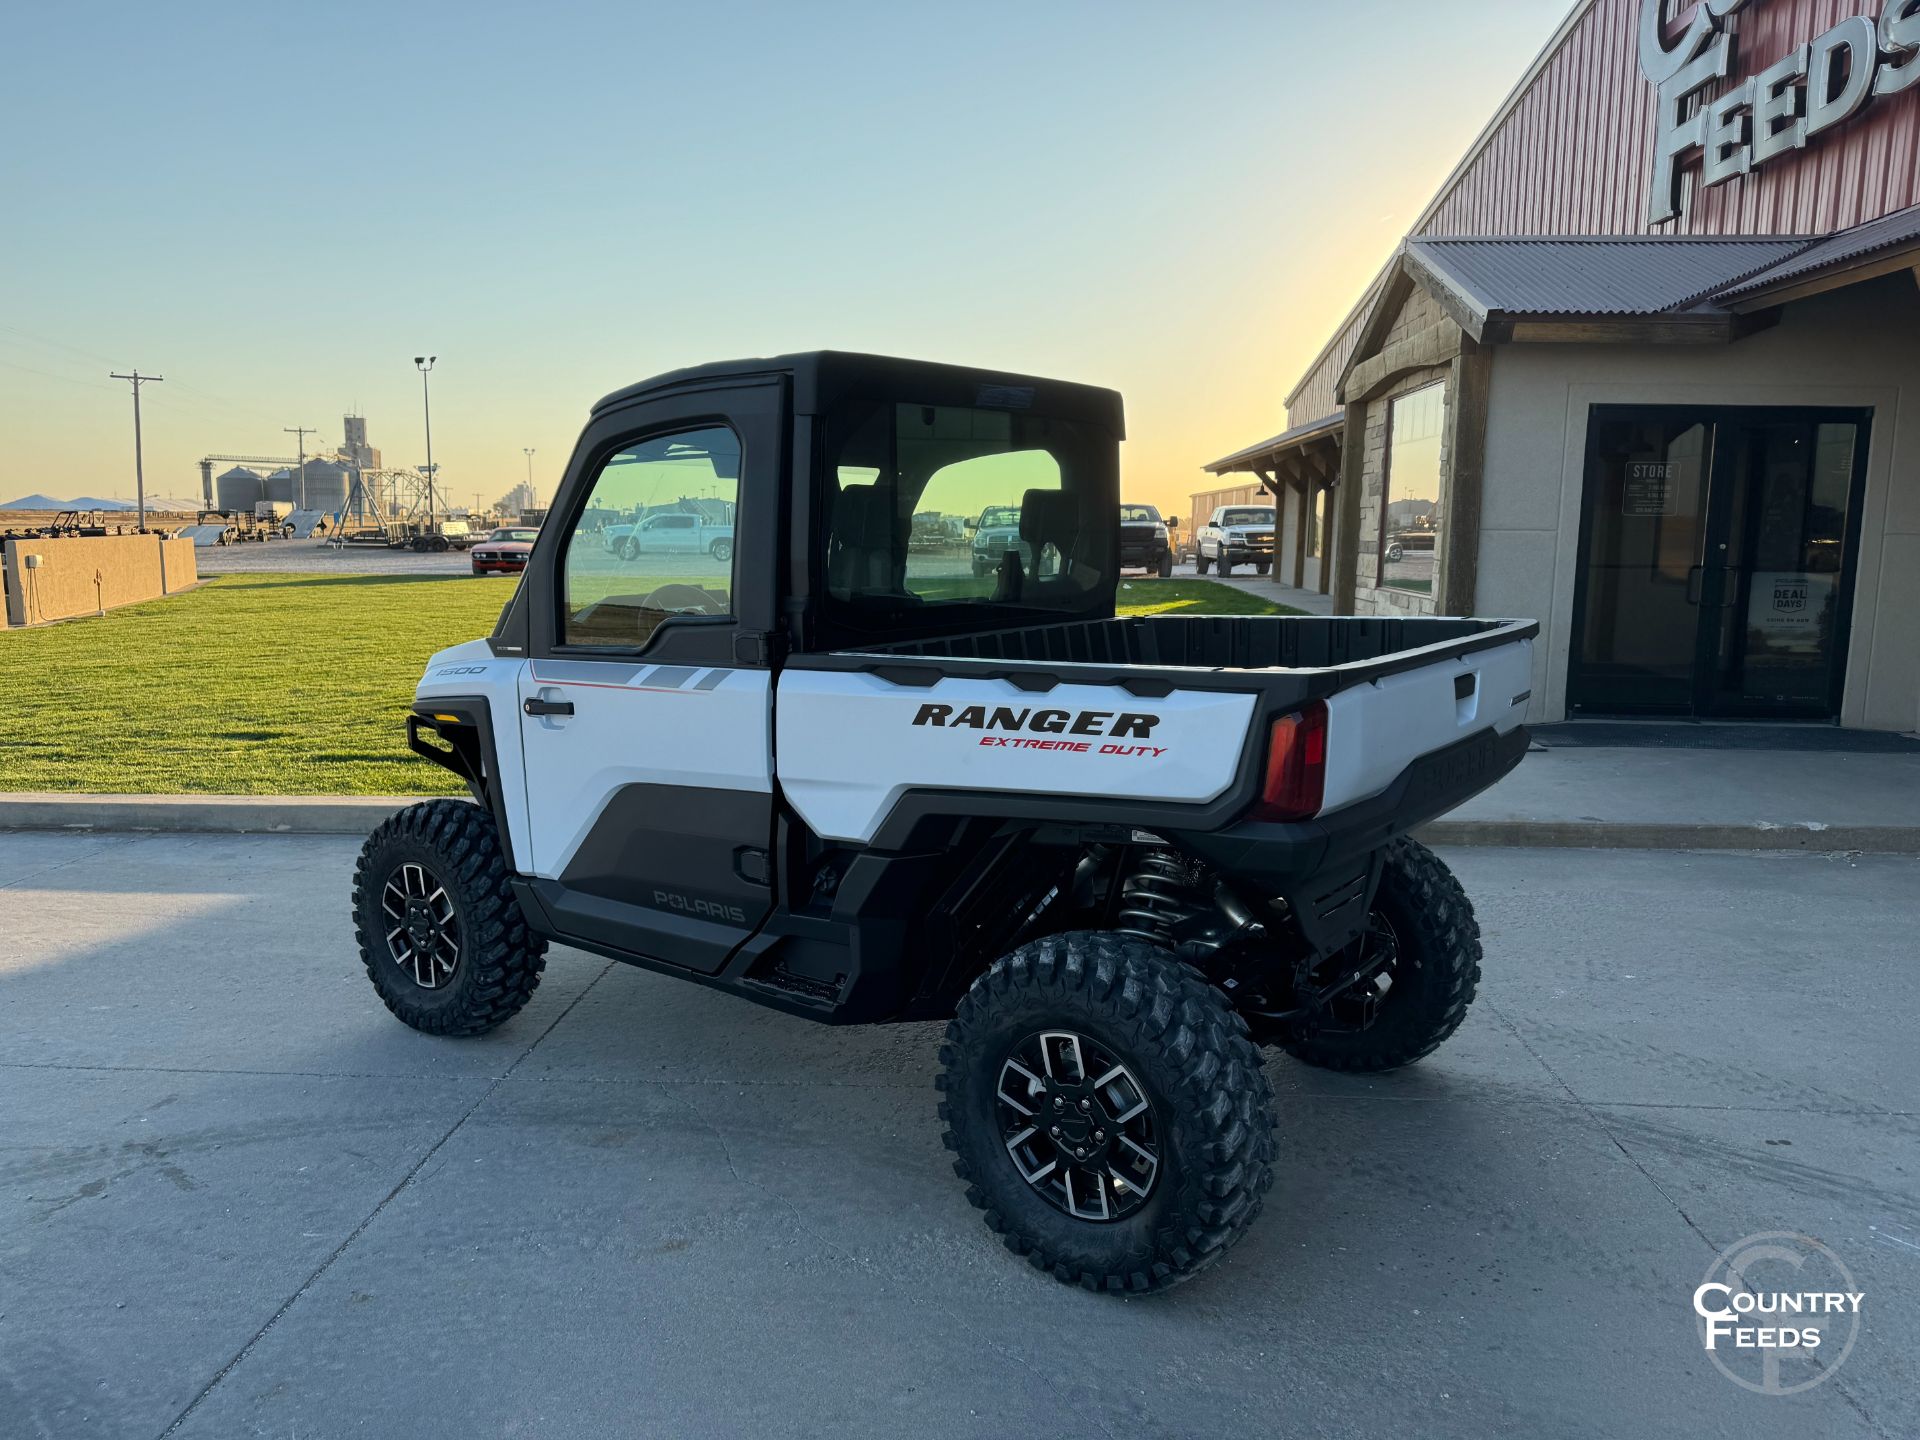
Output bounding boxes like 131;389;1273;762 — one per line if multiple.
3;793;1918;853
0;793;419;835
1414;818;1920;853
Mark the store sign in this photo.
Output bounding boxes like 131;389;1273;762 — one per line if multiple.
1623;460;1683;515
1640;0;1920;223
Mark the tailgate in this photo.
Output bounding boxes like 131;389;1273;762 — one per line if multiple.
1317;636;1533;816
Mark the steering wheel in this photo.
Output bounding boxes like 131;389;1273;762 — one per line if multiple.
637;583;727;615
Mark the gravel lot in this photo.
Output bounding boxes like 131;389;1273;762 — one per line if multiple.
2;840;1914;1439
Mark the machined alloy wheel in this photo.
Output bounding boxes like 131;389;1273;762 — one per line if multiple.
709;537;734;563
939;931;1275;1293
997;1029;1159;1222
380;860;461;989
352;799;546;1036
619;536;640;561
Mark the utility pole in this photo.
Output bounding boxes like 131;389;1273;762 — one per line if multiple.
523;447;536;508
415;356;437;526
110;370;164;532
283;426;316;510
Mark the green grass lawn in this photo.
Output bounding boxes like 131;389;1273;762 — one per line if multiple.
0;572;1299;795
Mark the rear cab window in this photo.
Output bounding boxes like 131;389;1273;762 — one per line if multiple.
820;399;1118;646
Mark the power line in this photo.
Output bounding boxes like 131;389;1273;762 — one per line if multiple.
109;370;164;531
284;426;317;511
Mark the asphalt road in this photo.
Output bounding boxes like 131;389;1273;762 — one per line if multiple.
2;838;1914;1439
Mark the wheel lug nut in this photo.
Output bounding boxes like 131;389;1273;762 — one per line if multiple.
1053;1097;1064;1111
1075;1148;1088;1159
1094;1130;1105;1142
1078;1099;1090;1112
1049;1125;1061;1137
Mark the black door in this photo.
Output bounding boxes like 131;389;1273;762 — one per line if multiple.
1570;406;1869;720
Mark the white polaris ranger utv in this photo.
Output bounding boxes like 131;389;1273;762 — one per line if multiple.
355;352;1535;1293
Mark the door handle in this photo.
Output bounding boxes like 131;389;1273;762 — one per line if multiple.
523;697;574;717
1685;564;1704;606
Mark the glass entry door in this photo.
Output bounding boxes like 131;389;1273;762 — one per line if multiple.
1570;406;1869;719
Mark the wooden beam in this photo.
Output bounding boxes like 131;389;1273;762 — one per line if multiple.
1437;337;1493;616
1317;481;1334;594
1501;316;1735;345
1333;399;1366;612
1291;477;1310;588
1342;319;1463;404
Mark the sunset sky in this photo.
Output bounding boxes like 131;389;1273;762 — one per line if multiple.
2;1;1566;519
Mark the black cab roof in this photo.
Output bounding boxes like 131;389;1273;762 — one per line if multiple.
591;350;1124;439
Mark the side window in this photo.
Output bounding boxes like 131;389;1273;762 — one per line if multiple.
561;425;739;648
1379;382;1444;594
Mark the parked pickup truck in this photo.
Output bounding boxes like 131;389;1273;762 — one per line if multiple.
1118;503;1174;577
604;510;735;563
1195;504;1277;576
356;351;1536;1296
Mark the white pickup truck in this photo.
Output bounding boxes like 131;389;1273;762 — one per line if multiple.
1195;503;1277;576
354;351;1536;1296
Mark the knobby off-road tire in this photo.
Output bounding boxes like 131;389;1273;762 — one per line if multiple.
1281;838;1481;1073
352;799;546;1036
938;932;1276;1294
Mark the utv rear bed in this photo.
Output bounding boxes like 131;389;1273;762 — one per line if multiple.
806;613;1536;699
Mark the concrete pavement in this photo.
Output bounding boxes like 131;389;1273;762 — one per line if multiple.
1428;742;1920;851
1;833;1915;1438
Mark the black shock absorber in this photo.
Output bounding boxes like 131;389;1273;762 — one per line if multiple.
1115;850;1197;946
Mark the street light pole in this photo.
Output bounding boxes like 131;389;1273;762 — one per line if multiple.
109;370;164;532
523;447;536;508
415;356;437;527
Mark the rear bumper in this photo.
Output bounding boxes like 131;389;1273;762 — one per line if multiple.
1173;723;1529;952
1119;542;1169;566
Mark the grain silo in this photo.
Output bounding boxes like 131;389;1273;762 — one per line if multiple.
300;459;350;515
215;466;265;513
265;468;296;506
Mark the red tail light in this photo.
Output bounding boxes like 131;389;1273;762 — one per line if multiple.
1252;700;1327;821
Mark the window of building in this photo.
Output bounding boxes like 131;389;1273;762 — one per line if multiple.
1379;382;1445;594
560;425;739;648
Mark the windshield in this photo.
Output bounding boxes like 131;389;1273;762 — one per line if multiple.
1220;508;1273;527
821;398;1118;644
1119;505;1161;523
488;528;538;543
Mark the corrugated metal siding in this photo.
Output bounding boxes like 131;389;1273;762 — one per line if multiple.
1288;0;1920;420
1421;0;1920;237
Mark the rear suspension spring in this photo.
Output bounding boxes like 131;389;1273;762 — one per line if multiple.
1115;851;1195;946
